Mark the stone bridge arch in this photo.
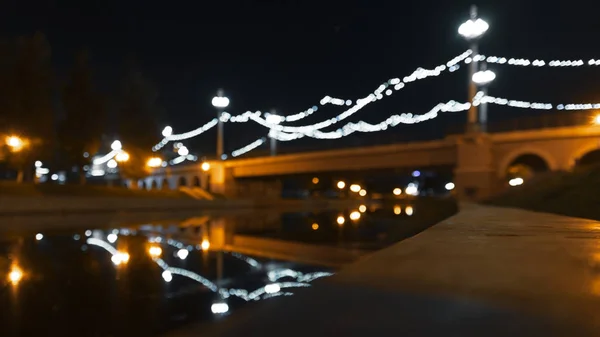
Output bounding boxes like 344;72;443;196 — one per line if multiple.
569;141;600;168
497;147;559;178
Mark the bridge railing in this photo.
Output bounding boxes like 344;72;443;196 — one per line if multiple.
446;110;598;135
227;111;598;159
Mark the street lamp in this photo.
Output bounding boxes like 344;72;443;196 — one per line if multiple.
472;64;495;132
212;89;230;160
458;5;489;132
265;110;283;156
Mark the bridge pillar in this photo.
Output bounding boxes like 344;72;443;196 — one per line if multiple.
454;133;500;201
208;162;282;199
209;163;238;198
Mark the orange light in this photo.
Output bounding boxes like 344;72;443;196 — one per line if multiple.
311;223;319;230
147;157;162;168
8;265;23;285
594;114;600;125
312;177;319;184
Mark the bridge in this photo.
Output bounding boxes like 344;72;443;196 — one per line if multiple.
142;122;600;201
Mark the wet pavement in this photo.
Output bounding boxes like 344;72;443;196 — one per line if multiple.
169;204;600;337
0;201;447;337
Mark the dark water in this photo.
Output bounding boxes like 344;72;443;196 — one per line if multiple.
0;200;456;337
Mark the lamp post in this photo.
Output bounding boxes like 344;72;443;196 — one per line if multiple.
211;89;230;160
472;63;495;132
265;110;282;156
458;5;489;132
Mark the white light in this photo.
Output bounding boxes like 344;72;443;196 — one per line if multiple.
107;159;117;169
458;18;489;39
393;188;402;196
107;233;118;243
111;140;122;151
445;182;455;191
231;138;264;158
201;162;211;171
51;174;58;181
90;169;105;177
162;270;173;282
177;248;189;260
212;96;230;108
34;161;42;168
162;126;173;137
201;240;210;251
265;114;283;125
359;189;367;197
35;233;43;241
509;177;524;186
177;146;189;156
265;283;281;294
85;230;92;237
472;70;496;85
405;206;414;216
211;302;229;314
405;183;419;196
154;51;474;153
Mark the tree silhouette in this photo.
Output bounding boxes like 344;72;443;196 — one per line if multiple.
0;32;55;182
59;50;106;183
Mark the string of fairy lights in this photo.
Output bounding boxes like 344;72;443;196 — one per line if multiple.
95;47;600;169
148;49;600;162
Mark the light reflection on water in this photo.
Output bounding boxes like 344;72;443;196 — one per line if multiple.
0;223;334;337
0;201;456;336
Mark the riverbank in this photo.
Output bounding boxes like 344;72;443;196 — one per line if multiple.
484;165;600;221
166;204;600;337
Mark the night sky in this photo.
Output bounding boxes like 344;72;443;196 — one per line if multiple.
2;0;600;157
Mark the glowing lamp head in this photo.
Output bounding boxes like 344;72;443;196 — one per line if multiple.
336;216;345;225
201;162;211;171
358;189;367;197
162;126;173;137
472;70;496;85
393;188;402;196
594;114;600;125
336;181;346;189
177;146;189;156
107;159;118;169
445;182;455;191
458;18;489;39
349;211;361;221
111;140;122;151
212;96;230;108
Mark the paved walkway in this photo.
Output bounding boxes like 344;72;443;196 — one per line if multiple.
167;204;600;336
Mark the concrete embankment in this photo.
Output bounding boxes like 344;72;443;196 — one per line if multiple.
167;204;600;337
